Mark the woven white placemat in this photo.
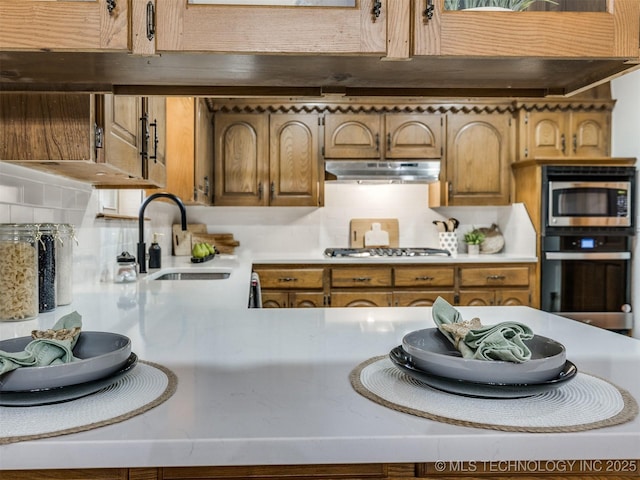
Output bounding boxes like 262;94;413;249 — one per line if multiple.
0;361;177;445
350;356;638;433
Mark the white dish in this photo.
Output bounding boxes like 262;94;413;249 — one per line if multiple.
389;346;577;399
402;328;566;384
0;331;132;392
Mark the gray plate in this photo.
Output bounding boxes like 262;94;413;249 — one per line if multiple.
389;346;577;399
402;328;566;384
0;331;131;392
0;353;138;406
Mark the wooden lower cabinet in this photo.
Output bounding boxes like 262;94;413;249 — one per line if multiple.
252;263;534;309
253;266;325;308
5;461;638;480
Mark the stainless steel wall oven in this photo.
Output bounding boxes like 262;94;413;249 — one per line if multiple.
540;165;636;333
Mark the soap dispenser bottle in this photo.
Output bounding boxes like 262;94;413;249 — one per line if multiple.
148;233;163;269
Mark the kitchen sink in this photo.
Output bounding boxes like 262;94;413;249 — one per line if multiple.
146;268;231;281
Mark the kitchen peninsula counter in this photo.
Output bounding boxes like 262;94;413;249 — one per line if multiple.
0;255;638;479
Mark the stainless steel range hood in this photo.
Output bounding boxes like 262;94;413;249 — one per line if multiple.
325;160;440;183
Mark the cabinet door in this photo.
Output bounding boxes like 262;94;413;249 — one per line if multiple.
0;0;128;51
155;0;385;54
145;96;167;188
330;292;392;308
0;93;93;162
261;291;289;309
103;94;144;178
385;114;443;159
194;98;214;204
496;290;531;306
214;114;269;206
393;291;454;307
291;292;325;308
445;113;512;205
458;290;495;306
521;111;567;158
324;114;382;159
269;114;320;207
571;111;610;157
412;2;639;59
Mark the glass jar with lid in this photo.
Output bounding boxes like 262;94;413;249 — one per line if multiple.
0;224;39;321
36;223;57;312
115;251;138;283
55;223;76;306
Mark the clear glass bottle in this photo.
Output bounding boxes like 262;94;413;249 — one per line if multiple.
55;223;76;306
36;223;57;312
0;224;39;321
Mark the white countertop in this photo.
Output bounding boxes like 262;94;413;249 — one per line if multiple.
0;255;638;470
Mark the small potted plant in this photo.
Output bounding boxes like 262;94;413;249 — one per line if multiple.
444;0;557;11
464;228;485;256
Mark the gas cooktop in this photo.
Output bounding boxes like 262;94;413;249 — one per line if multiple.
323;247;451;258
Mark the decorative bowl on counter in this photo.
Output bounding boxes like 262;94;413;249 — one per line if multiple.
401;328;567;384
0;331;132;392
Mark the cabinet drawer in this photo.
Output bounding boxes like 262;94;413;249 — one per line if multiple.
459;267;530;287
254;268;324;290
331;267;392;288
394;267;454;287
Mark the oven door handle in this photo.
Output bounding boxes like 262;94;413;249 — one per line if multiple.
544;252;631;260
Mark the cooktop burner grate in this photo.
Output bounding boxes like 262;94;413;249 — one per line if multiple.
324;247;451;258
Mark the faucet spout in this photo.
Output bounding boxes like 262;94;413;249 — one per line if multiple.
137;193;188;274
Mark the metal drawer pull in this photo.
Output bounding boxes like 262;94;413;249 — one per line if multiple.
352;277;372;282
487;275;506;280
415;276;434;281
278;277;298;282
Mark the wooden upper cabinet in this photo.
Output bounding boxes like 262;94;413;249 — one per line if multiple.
0;93;165;188
412;0;640;59
443;113;512;206
0;0;129;51
518;110;610;159
164;97;213;205
269;114;320;207
154;0;386;54
324;114;443;159
214;114;269;206
214;113;320;207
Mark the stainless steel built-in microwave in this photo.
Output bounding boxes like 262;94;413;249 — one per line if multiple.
543;166;636;231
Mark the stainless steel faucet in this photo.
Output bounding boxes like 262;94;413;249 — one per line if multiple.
137;193;187;274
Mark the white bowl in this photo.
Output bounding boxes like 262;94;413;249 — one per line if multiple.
402;328;566;384
0;331;131;392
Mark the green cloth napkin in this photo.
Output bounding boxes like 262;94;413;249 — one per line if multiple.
432;297;533;362
0;311;82;375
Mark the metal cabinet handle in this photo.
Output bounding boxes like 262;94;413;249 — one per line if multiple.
139;113;149;161
387;132;391;151
278;277;298;282
352;277;372;282
270;181;275;202
416;276;434;281
146;1;155;41
572;133;577;153
258;183;263;200
375;133;380;152
106;0;117;15
486;275;506;281
424;0;435;22
372;0;382;20
149;118;158;163
561;134;566;154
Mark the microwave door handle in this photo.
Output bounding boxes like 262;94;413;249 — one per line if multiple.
545;252;631;261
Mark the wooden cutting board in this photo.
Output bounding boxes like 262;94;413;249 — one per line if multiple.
172;224;240;255
349;218;399;248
